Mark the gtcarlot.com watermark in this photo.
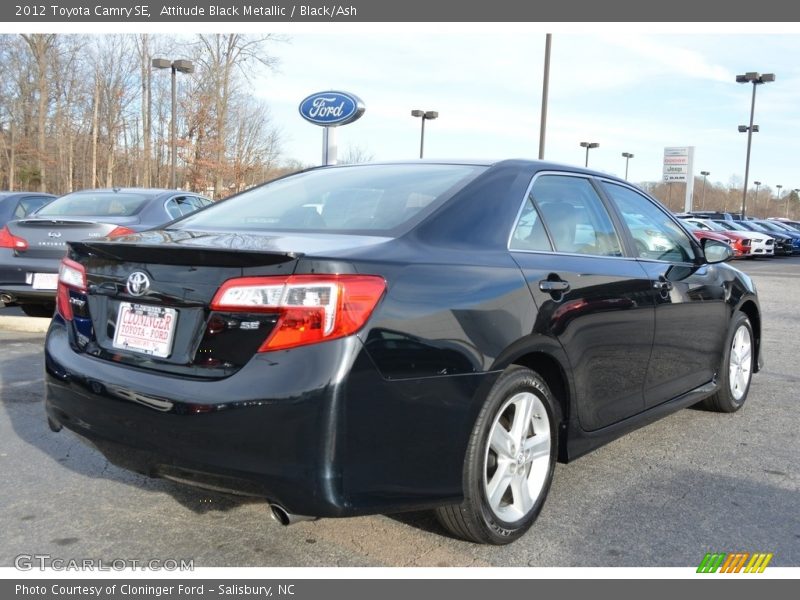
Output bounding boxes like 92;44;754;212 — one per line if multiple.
14;554;194;571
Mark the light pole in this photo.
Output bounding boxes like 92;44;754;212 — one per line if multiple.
736;71;775;218
621;152;634;180
580;142;599;168
790;189;799;218
538;33;552;160
411;110;438;159
700;171;710;210
753;180;761;216
152;58;194;189
776;184;783;219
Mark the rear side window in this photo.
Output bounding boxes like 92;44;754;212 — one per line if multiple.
174;164;486;233
37;192;151;217
603;182;696;263
511;174;623;257
165;196;204;219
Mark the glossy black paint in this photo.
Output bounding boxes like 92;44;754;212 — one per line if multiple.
44;160;762;517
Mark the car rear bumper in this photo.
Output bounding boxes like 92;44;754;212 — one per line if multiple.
0;249;59;303
44;317;492;517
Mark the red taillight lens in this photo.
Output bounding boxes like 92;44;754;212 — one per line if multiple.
56;257;87;321
107;226;136;238
210;274;386;352
0;225;28;250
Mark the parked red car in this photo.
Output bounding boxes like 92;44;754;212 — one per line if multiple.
681;218;751;258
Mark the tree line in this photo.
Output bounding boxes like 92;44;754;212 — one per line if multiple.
0;33;289;199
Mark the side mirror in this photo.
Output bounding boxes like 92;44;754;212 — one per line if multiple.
702;238;734;264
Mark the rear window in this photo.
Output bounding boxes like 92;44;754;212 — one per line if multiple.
174;164;486;234
36;192;152;217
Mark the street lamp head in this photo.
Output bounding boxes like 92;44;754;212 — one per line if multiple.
622;152;634;158
423;111;438;120
580;142;599;149
701;171;710;177
754;180;761;186
151;57;171;69
736;72;775;84
411;109;424;117
173;59;194;74
738;125;749;132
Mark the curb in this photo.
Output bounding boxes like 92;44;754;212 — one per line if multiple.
0;315;51;334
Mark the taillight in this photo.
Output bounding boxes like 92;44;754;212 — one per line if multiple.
107;226;136;238
0;225;28;250
210;274;386;352
56;257;87;321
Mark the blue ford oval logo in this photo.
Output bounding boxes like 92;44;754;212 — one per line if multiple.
299;91;365;127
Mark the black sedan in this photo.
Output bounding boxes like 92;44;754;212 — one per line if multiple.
0;188;211;316
44;161;761;544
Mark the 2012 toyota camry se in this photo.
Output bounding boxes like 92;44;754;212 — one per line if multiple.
44;160;761;544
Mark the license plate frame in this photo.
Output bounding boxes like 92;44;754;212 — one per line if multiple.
112;302;178;359
31;272;59;290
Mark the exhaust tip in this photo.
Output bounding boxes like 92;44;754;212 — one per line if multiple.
270;504;291;526
269;504;317;526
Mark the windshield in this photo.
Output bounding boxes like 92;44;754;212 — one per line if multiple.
762;221;793;233
174;164;487;234
716;221;747;232
36;192;152;217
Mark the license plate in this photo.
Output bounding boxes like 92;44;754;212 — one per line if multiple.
31;272;58;290
112;303;178;358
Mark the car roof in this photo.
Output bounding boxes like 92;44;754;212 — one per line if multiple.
68;188;176;195
0;191;56;198
315;159;630;185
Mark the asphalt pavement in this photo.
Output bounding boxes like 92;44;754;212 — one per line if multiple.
1;257;798;567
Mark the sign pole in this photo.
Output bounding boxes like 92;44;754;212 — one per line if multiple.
684;146;695;212
299;91;365;166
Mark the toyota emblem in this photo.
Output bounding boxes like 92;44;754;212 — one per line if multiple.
126;272;151;297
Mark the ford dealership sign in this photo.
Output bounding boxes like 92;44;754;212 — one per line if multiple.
299;91;365;127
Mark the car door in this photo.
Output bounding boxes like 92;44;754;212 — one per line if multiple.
509;172;655;431
600;181;728;408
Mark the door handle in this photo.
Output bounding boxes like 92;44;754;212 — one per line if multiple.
539;279;570;293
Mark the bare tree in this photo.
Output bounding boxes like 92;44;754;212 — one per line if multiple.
20;34;57;191
195;34;280;197
339;144;375;165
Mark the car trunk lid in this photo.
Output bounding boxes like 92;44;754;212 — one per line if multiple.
9;217;139;259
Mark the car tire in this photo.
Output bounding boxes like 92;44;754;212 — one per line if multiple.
21;304;54;318
435;365;558;544
702;312;754;413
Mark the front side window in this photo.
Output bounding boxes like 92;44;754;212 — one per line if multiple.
511;174;623;257
603;183;696;263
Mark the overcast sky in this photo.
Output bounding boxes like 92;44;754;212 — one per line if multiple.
255;31;800;192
